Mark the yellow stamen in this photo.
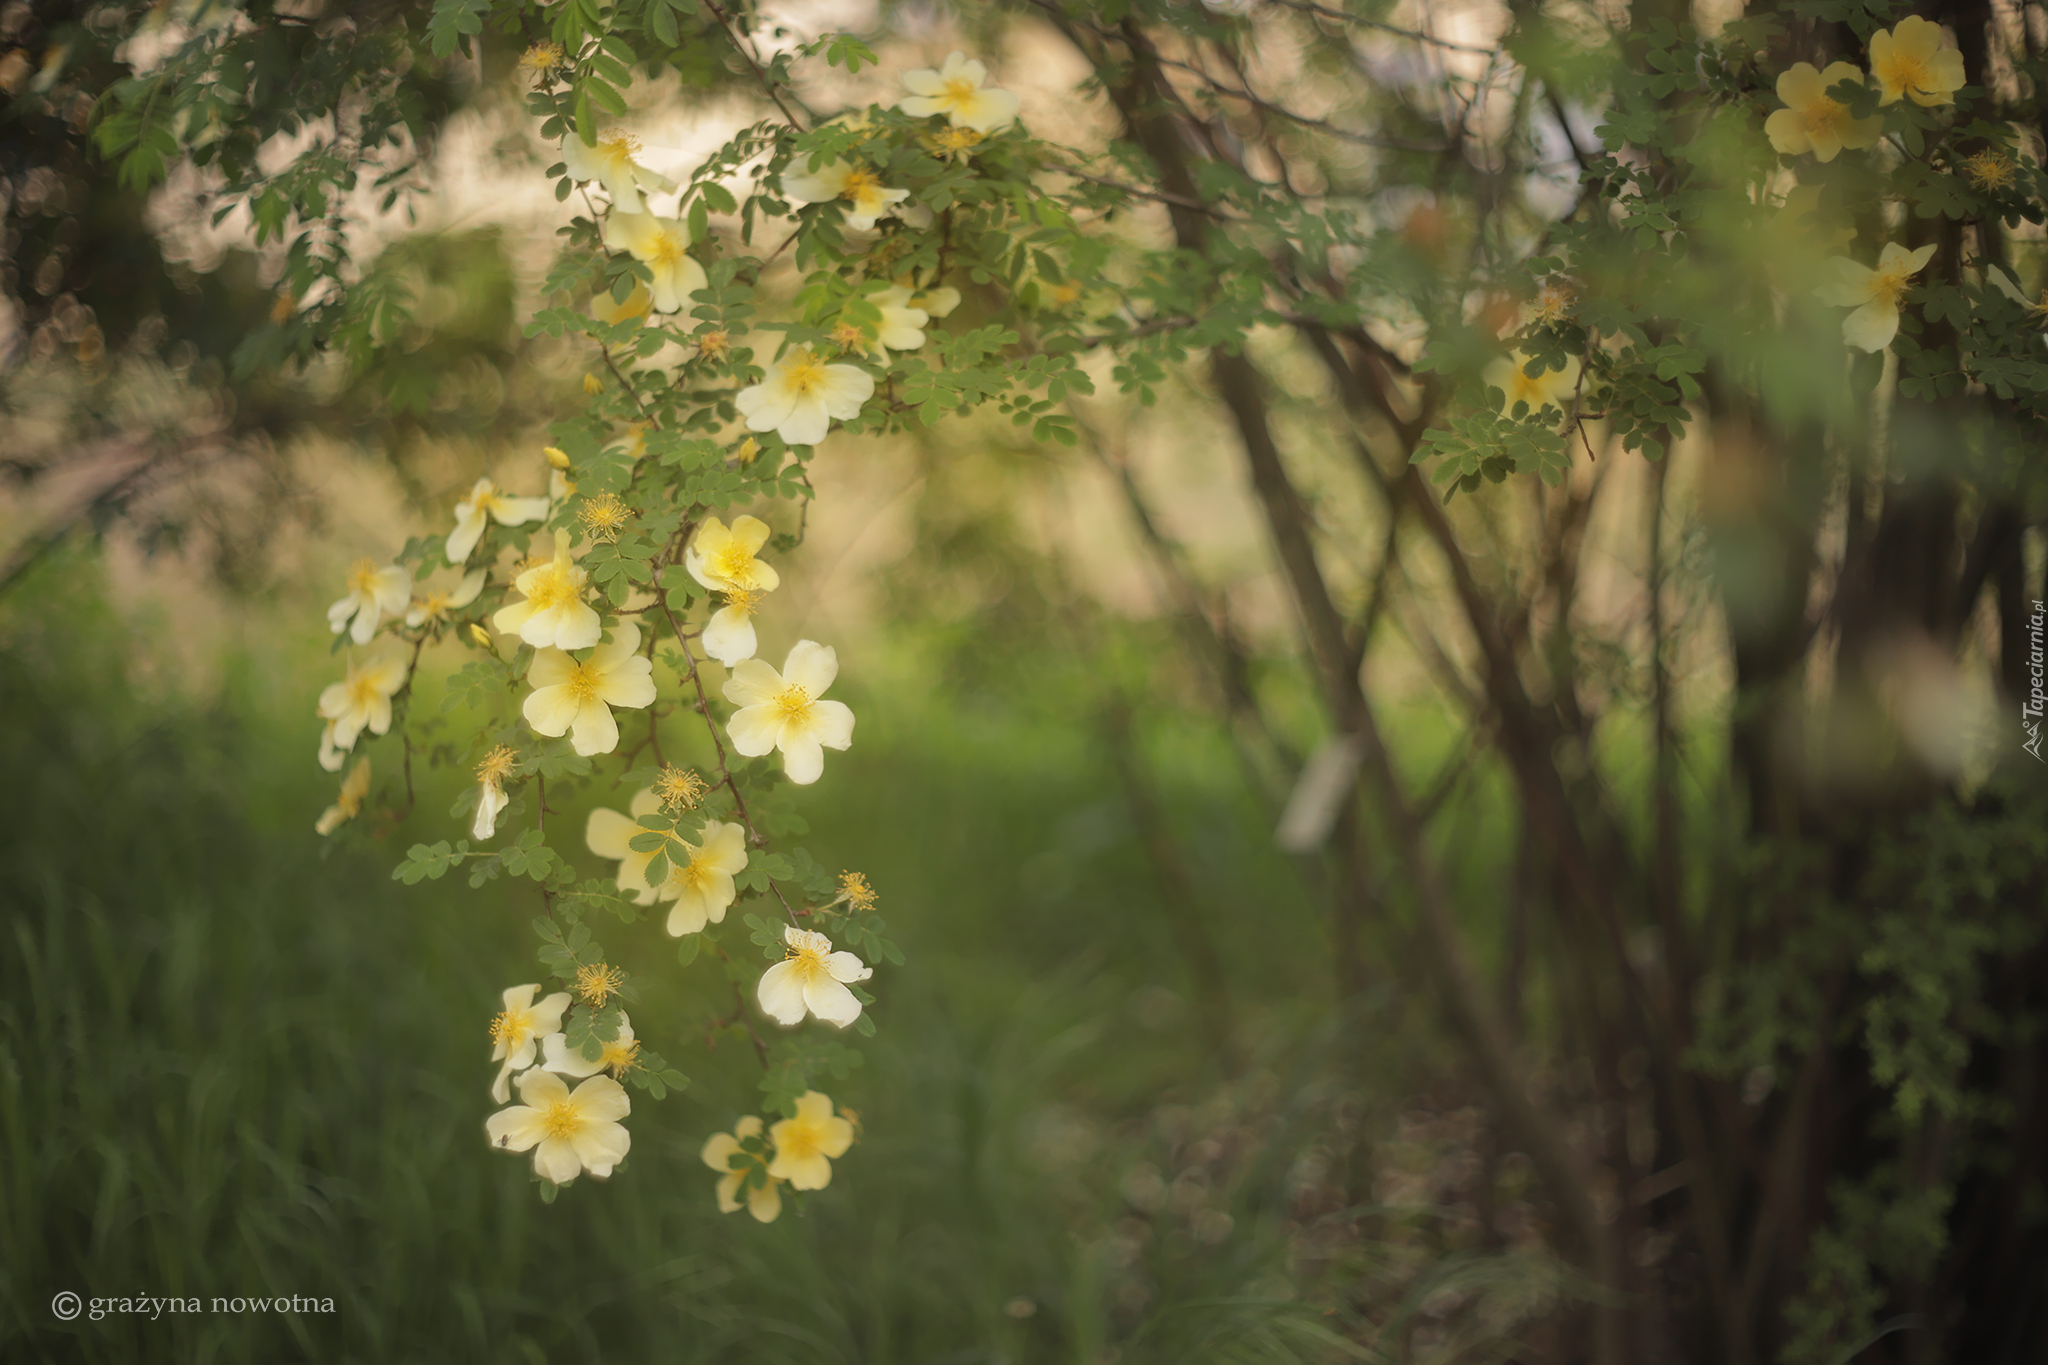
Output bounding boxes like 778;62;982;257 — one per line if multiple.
575;962;626;1007
780;350;827;396
347;558;381;594
475;745;517;784
654;766;708;813
490;1010;523;1046
580;493;632;543
1964;150;2016;191
602;1039;641;1075
541;1100;583;1140
723;587;760;617
837;870;876;913
564;663;602;704
774;684;812;722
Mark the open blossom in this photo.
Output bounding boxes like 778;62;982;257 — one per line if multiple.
327;559;410;644
523;620;657;757
723;640;855;785
1816;242;1937;352
542;1011;640;1079
488;983;570;1103
473;745;516;841
781;159;910;231
1484;350;1580;418
686;515;779;664
485;1068;631;1184
316;641;409;755
584;792;748;932
899;52;1021;133
757;925;871;1028
493;530;601;650
406;568;486;628
734;347;874;447
856;286;930;356
603;212;707;314
767;1090;856;1190
1764;62;1882;162
446;477;548;565
1870;16;1965;107
560;129;675;214
702;1116;783;1222
315;757;372;835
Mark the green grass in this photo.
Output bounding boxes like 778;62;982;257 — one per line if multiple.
0;560;1560;1363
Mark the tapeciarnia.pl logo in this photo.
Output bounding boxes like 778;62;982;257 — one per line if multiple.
2025;599;2045;762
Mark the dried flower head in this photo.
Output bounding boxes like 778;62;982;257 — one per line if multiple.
830;321;870;351
583;373;604;395
580;492;633;543
575;962;627;1008
476;744;518;784
1963;149;2017;192
519;42;565;73
1531;277;1577;325
654;765;709;814
695;328;730;360
926;126;986;159
837;870;877;913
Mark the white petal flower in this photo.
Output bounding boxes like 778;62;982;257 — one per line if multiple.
327;559;411;644
862;286;930;355
756;925;871;1028
699;592;762;667
314;757;372;835
733;348;874;448
317;718;346;772
485;1068;632;1184
1816;242;1937;352
899;52;1022;132
1482;350;1581;418
406;568;488;627
584;793;748;930
767;1090;857;1190
560;129;676;215
721;640;855;784
487;983;571;1104
472;745;516;841
603;211;709;314
701;1115;784;1222
781;159;911;231
522;620;658;757
315;641;410;752
492;530;602;650
446;477;550;565
542;1012;639;1079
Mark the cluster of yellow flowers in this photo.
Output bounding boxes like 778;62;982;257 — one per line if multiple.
1483;16;1971;423
700;1092;857;1223
314;48;1023;1205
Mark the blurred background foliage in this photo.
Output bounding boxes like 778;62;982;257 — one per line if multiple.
4;0;2048;1361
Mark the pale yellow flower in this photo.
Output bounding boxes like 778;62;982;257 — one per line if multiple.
857;286;930;356
523;620;658;757
1764;62;1882;162
584;791;749;933
487;983;571;1103
485;1068;631;1184
316;641;409;755
542;1010;641;1079
493;530;602;650
314;757;372;836
406;568;487;628
757;925;871;1028
781;159;910;231
446;477;549;565
1870;16;1965;107
602;212;707;314
734;348;874;447
899;52;1021;133
1483;350;1581;418
767;1090;856;1190
473;744;516;841
327;559;411;644
1815;241;1937;352
686;514;781;594
560;129;676;214
701;1115;783;1222
722;640;855;785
